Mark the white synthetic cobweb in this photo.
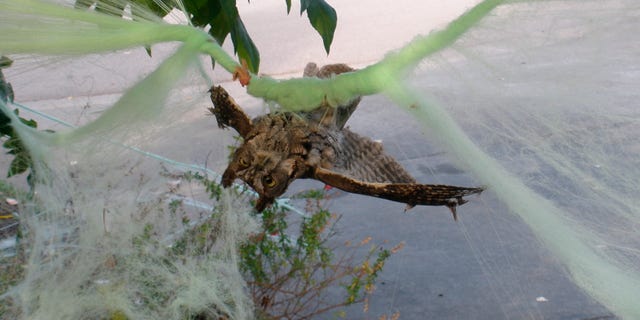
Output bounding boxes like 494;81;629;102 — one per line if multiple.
408;1;640;318
2;0;640;319
1;50;259;318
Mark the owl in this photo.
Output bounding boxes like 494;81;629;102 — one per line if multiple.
208;63;484;220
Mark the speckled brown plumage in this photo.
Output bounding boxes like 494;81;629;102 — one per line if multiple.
209;63;484;219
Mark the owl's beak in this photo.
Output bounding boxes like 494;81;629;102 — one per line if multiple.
255;196;275;212
221;167;236;188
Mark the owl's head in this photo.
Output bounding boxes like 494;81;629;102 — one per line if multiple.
221;116;309;211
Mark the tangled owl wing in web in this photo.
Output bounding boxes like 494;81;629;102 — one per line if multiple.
208;68;484;218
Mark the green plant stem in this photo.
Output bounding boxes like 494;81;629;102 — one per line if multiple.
198;41;242;75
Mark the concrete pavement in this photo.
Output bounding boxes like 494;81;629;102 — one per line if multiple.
4;0;636;319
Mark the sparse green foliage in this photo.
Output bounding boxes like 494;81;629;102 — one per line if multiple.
182;171;222;200
345;244;394;304
292;188;325;200
168;198;183;215
239;195;397;319
0;111;396;320
169;172;397;318
2;109;37;179
0;61;39;187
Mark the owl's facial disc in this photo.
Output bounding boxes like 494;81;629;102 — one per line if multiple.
224;134;307;211
227;145;288;197
246;155;294;198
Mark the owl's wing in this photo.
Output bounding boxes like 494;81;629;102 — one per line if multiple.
303;63;361;129
329;129;419;184
313;167;484;220
208;85;253;138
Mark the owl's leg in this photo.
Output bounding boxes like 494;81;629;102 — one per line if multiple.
208;85;253;138
313;167;484;221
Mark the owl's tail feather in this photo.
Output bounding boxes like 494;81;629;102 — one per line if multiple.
314;167;484;221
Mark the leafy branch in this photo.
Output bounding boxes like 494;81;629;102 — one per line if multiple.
74;0;338;73
239;193;399;319
167;174;399;319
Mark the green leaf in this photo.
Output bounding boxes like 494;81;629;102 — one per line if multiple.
184;0;222;26
0;109;38;179
204;3;228;66
208;4;232;45
299;0;310;13
18;117;37;128
3;136;22;152
0;110;12;136
285;0;292;14
8;155;29;177
213;0;260;72
0;56;13;68
300;0;337;54
230;17;260;73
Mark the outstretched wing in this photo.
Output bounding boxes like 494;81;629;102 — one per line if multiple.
313;167;484;220
303;63;361;129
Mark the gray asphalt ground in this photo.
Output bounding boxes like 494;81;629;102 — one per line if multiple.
4;0;636;319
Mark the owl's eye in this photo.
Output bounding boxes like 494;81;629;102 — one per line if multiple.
263;175;277;188
238;157;249;167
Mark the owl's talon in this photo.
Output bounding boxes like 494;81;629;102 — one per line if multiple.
447;204;458;221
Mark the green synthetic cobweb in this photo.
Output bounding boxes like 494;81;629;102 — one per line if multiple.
1;0;640;319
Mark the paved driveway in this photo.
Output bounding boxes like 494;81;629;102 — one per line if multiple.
5;0;636;319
